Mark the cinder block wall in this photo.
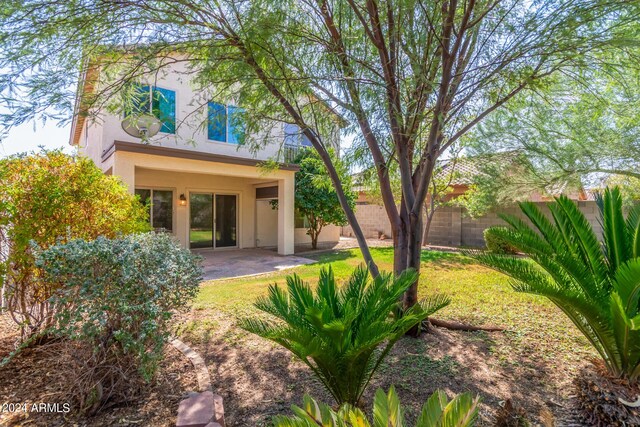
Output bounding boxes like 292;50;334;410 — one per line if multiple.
342;200;601;247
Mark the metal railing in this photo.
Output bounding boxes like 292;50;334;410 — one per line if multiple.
283;144;308;164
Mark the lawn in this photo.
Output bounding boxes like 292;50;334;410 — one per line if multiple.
178;247;593;425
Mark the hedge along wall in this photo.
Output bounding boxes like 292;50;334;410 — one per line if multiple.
341;200;601;248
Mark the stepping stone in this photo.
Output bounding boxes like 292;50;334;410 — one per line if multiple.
176;391;214;427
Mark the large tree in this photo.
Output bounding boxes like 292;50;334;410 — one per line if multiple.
465;45;640;188
1;1;637;320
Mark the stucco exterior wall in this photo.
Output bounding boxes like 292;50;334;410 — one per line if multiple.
295;225;341;245
135;167;261;249
76;59;341;167
342;201;601;247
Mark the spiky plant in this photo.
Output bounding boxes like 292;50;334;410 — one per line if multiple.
241;266;450;406
470;187;640;380
272;385;480;427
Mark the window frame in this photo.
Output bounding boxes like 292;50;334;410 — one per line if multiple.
206;102;245;145
284;123;313;148
125;84;177;135
135;187;176;233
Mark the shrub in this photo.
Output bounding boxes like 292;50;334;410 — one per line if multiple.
483;228;517;254
471;188;640;380
35;232;202;413
273;385;480;427
241;266;450;406
0;151;150;339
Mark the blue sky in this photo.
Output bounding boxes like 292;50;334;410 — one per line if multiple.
1;120;72;158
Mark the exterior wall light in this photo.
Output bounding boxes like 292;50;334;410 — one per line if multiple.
179;194;187;206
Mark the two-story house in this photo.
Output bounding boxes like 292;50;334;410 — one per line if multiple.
70;59;341;255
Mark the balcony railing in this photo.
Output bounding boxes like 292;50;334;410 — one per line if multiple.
283;144;309;164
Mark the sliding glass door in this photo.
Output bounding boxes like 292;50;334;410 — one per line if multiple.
189;193;214;249
189;193;237;249
215;194;237;248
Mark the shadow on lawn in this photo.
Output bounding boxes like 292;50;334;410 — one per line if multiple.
369;327;560;423
195;322;561;425
309;246;471;270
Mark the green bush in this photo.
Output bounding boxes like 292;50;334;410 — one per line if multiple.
241;266;450;406
35;232;201;413
471;188;640;380
0;151;150;339
483;228;518;254
273;385;480;427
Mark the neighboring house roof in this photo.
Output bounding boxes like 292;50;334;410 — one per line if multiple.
437;151;522;186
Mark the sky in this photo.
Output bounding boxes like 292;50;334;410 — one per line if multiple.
0;120;72;158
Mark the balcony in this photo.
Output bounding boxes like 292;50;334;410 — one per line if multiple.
283;144;309;164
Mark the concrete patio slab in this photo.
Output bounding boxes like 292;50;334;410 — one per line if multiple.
198;248;315;281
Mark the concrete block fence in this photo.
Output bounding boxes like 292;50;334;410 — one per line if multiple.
342;201;601;248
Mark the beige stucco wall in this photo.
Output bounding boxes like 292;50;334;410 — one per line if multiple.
106;150;296;254
342;201;601;248
295;225;341;245
77;58;341;167
135;167;262;249
256;199;341;248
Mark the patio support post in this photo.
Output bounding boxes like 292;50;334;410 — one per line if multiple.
112;155;136;194
277;174;295;255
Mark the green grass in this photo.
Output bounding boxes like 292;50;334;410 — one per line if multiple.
197;246;524;326
196;247;592;362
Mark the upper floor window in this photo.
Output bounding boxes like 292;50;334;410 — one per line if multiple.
127;85;176;134
208;102;245;144
284;123;313;147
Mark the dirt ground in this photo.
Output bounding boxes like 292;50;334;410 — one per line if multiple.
177;309;588;427
0;314;198;427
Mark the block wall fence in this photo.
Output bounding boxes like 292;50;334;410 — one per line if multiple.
341;200;601;247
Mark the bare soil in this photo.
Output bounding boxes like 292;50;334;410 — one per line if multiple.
177;309;588;427
0;314;198;427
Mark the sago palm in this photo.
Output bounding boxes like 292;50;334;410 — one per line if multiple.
273;386;480;427
471;187;640;380
241;266;450;406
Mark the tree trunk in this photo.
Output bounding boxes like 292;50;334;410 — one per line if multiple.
311;230;318;249
404;210;423;336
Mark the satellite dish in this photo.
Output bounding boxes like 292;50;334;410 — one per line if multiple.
121;113;162;139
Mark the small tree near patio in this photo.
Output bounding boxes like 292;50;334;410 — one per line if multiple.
293;150;355;249
0;151;150;340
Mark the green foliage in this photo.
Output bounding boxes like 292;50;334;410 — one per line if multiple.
279;149;355;249
241;266;450;406
0;150;150;338
36;233;201;383
273;386;480;427
470;187;640;380
483;229;518;255
453;153;544;219
466;46;640;187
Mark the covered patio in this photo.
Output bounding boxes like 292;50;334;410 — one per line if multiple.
198;248;315;281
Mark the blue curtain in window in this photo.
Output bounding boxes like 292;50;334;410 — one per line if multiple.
228;105;245;144
208;102;227;142
153;87;176;134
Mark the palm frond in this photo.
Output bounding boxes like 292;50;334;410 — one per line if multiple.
470;187;640;380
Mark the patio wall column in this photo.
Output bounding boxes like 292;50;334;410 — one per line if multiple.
112;154;135;194
277;174;295;255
